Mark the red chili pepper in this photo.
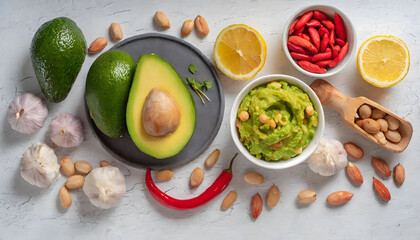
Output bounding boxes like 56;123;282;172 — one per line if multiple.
311;52;332;62
288;19;297;35
289;36;318;54
298;33;311;42
298;60;327;74
320;33;329;53
332;45;341;59
308;27;320;50
294;26;305;35
329;42;349;68
314;10;330;21
330;30;336;45
325;47;331;52
321;20;335;31
145;153;238;210
318;26;329;38
335;38;346;47
294;11;313;31
290;52;311;61
334;13;347;42
315;60;332;68
306;19;321;28
287;41;306;54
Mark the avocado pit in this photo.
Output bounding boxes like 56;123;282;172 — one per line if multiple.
142;88;181;137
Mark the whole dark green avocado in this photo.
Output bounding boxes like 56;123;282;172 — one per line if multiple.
30;17;86;103
85;50;136;137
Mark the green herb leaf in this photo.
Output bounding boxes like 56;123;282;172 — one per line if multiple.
203;80;212;90
188;64;197;74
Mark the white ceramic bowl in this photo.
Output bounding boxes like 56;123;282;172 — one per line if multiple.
283;5;356;77
230;74;325;169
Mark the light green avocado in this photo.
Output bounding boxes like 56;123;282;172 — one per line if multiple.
126;54;196;159
30;17;86;103
86;50;136;137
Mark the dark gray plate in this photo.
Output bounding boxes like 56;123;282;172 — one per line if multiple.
85;33;224;170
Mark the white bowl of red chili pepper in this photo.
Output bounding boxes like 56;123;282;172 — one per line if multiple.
283;5;356;77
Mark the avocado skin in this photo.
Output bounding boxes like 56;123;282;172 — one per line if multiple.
86;50;136;137
30;17;86;103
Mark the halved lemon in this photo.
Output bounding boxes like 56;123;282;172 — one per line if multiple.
357;35;410;88
213;24;267;80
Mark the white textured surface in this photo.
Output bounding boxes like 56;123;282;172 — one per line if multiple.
1;0;419;239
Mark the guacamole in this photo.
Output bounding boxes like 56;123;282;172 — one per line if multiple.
237;81;318;161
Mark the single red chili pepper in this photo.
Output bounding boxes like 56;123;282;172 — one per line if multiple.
294;11;313;31
308;27;320;50
334;13;347;41
287;41;306;54
332;45;341;59
145;153;238;210
315;60;332;68
314;10;330;21
329;42;349;67
320;33;329;53
330;30;336;45
294;26;305;35
306;19;321;28
288;19;297;35
318;26;329;38
311;52;332;62
321;20;335;31
289;36;318;54
335;38;346;47
290;52;311;61
298;60;327;74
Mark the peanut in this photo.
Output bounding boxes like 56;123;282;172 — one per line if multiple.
194;15;209;36
362;118;380;134
65;175;85;189
394;163;405;186
270;141;283;148
59;186;72;209
343;142;364;159
190;167;204;187
60;157;75;176
221;191;238;210
239;111;250;121
384;130;401;143
204;149;220;168
355;119;363;128
385;115;400;130
181;19;194;36
110;23;123;41
268;119;277;129
243;171;264;185
358;104;371;119
297;190;317;204
154;11;170;29
376;118;388;132
371;108;386;119
258;113;269;124
74;161;93;175
372;157;392;177
88;37;107;53
270;82;282;88
305;105;314;117
157;170;174;181
267;185;281;208
251;193;263;220
373;131;387;145
100;161;111;167
326;191;353;205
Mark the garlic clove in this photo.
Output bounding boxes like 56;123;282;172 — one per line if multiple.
7;93;48;134
20;143;60;187
49;113;84;148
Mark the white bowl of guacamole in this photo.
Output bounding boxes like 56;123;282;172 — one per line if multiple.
230;74;325;169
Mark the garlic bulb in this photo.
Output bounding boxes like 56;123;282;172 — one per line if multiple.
83;166;126;209
20;143;60;187
49;113;84;148
7;93;48;134
307;138;348;176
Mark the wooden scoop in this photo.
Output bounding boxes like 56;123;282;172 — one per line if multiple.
310;79;412;153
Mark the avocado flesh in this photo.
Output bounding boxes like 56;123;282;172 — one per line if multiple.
30;17;86;103
86;50;136;137
126;54;196;159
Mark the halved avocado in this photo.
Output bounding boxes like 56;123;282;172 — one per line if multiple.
126;54;196;159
